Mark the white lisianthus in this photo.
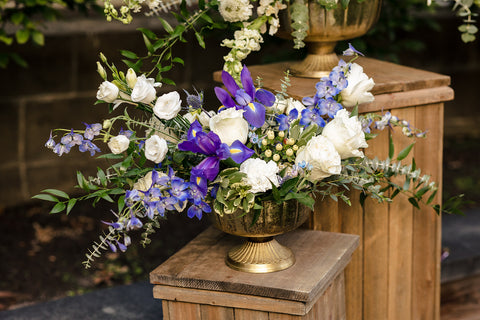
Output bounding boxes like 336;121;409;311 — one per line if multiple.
145;135;168;164
126;68;137;89
96;81;119;103
295;135;341;181
184;110;216;128
341;63;375;107
153;91;182;120
131;75;160;104
322;109;368;159
209;108;249;145
240;158;280;193
108;135;130;154
218;0;253;22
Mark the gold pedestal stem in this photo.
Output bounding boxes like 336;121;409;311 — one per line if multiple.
289;41;340;78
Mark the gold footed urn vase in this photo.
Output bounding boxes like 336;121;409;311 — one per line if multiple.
209;200;311;273
278;0;382;78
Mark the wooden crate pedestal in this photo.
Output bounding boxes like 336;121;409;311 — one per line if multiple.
216;57;452;320
150;227;359;319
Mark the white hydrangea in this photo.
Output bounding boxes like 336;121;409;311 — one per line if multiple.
218;0;253;22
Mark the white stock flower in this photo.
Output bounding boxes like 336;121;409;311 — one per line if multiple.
340;63;375;107
218;0;253;22
96;81;119;103
295;135;341;181
145;135;168;164
240;158;280;193
322;109;368;159
131;75;160;104
108;135;130;154
209;108;249;145
153;91;182;120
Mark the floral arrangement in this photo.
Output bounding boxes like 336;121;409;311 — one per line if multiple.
35;43;460;268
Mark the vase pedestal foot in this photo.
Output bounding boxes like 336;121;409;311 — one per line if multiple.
226;237;295;273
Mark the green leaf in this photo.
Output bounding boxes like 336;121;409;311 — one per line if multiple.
461;32;476;43
10;53;27;68
271;183;280;202
50;202;66;214
31;30;44;46
396;143;414;161
350;104;358;117
118;195;125;212
66;198;78;215
426;189;437;205
200;13;213;24
195;32;205;49
158;18;174;33
97;153;124;159
142;33;154;54
32;194;59;202
120;50;138;59
41;189;69;199
97;168;107;187
137;27;157;40
389;133;394;159
76;171;89;191
172;57;184;65
162;78;176;86
15;29;30;44
408;197;420;209
11;12;25;25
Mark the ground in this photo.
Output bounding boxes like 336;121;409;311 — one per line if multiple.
0;135;478;311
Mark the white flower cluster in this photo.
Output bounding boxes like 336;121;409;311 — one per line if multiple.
257;0;287;35
218;0;253;22
222;28;263;76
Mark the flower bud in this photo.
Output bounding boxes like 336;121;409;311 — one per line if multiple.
286;138;295;145
103;119;112;129
265;149;272;157
126;68;137;89
267;130;275;140
273;154;280;162
293;145;299;151
278;131;285;138
99;52;107;63
286;148;293;156
275;143;283;151
262;139;268;146
96;62;107;80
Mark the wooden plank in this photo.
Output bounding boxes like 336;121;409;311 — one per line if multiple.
162;300;170;320
362;124;389;320
165;301;201;319
153;285;308;316
412;103;443;320
339;190;363;320
150;228;358;303
441;274;480;320
200;304;234;320
387;107;416;320
234;309;269;320
309;191;340;232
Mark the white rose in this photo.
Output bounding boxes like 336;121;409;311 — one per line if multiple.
96;81;119;103
240;158;279;193
285;98;305;118
107;135;130;154
209;108;249;145
131;75;158;104
153;91;182;120
145;135;168;164
341;63;375;108
322;109;368;159
295;135;341;181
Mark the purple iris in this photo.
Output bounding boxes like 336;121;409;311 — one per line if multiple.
214;65;276;128
318;98;343;119
276;109;298;131
300;108;326;128
178;121;253;181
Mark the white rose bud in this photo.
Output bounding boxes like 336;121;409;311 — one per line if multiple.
145;135;168;164
131;75;157;104
96;62;107;80
322;109;368;159
209;108;249;146
108;135;130;154
341;63;375;108
103;119;112;129
295;135;341;181
126;68;137;89
96;81;119;103
153;91;182;120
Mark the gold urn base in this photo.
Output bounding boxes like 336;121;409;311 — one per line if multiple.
226;237;295;273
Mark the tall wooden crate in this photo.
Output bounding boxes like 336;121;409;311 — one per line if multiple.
216;57;453;320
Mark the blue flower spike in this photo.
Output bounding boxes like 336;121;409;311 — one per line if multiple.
343;43;364;56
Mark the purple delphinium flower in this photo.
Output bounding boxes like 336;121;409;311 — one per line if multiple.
45;131;56;149
119;128;133;138
79;140;101;156
214;65;275;128
343;43;364;56
276;109;299;131
168;177;190;203
53;143;71;156
83;123;102;140
187;201;211;220
328;68;348;92
315;79;339;99
318;98;343;119
300;108;326;128
61;129;83;148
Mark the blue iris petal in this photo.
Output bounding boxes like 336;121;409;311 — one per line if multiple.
243;101;266;128
229;140;254;164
